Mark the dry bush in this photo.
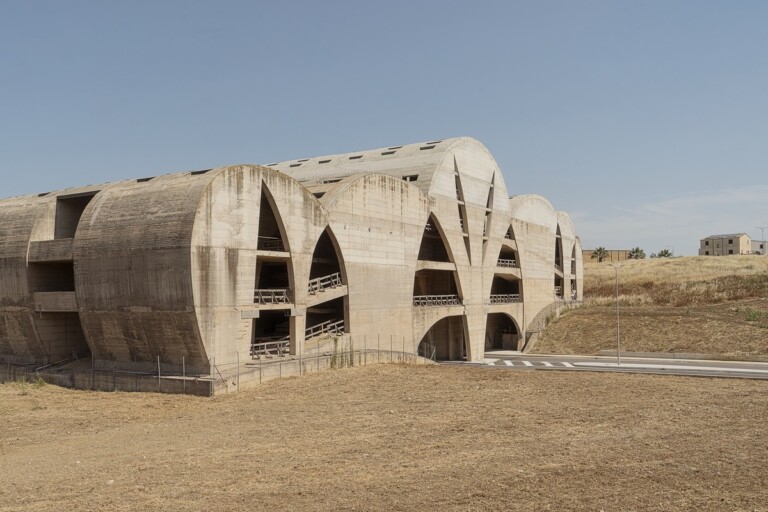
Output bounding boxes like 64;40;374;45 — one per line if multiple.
584;256;768;306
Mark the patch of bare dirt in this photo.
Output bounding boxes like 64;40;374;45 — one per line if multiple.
2;365;767;511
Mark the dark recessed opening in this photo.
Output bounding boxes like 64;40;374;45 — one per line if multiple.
382;151;396;156
55;192;98;239
420;145;436;151
190;169;212;175
402;175;418;182
319;159;332;164
349;155;363;160
137;177;154;183
290;163;302;168
313;192;325;199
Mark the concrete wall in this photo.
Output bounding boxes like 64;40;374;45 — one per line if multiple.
0;137;583;389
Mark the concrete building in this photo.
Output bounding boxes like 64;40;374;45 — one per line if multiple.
699;233;752;256
751;240;765;256
0;137;582;393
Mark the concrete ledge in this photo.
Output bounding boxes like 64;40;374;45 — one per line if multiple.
28;239;74;262
597;350;768;363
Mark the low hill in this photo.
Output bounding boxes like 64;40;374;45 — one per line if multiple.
533;256;768;357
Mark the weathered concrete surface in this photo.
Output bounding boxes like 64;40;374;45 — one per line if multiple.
0;137;582;392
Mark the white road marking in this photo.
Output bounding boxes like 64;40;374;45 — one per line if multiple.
503;360;513;367
561;362;574;368
542;361;553;367
484;359;499;365
573;362;768;374
522;361;534;367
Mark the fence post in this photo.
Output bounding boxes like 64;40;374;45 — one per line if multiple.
157;356;161;393
390;334;393;362
183;356;186;395
237;351;240;392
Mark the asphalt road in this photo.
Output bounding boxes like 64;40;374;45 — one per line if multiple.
444;352;768;380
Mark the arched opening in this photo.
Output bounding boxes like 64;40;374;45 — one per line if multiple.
489;275;521;303
485;313;520;351
570;245;577;300
257;185;289;252
418;214;453;262
555;224;563;271
417;315;467;361
251;310;291;357
504;226;515;241
306;228;347;336
453;157;471;263
413;270;461;305
497;244;518;268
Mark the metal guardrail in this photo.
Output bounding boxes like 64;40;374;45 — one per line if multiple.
413;294;462;307
489;294;521;304
251;338;289;358
497;258;517;268
254;288;292;304
554;286;563;296
308;272;342;295
306;319;344;339
554;263;563;271
258;237;285;251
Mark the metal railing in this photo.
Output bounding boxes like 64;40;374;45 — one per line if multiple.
254;288;292;304
497;258;517;268
308;272;342;295
554;286;563;296
554;263;563;272
257;236;286;252
251;338;290;358
504;231;514;240
413;294;462;307
489;293;521;304
424;223;435;233
305;319;344;339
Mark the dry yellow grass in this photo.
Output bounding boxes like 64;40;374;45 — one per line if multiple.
534;256;768;356
2;365;767;511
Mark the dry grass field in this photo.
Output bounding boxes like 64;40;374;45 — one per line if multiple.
2;365;767;512
533;256;768;357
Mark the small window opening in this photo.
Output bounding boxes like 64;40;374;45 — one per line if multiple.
190;169;211;176
402;175;418;182
322;178;342;184
319;159;332;164
420;145;436;150
38;192;51;197
290;163;302;168
349;155;363;160
381;151;396;156
313;192;325;199
137;177;155;183
388;146;402;150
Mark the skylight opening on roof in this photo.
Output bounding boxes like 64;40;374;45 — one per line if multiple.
290;163;302;168
427;140;442;144
190;169;212;175
349;155;363;160
388;146;402;150
381;151;396;156
137;177;155;183
420;145;436;150
319;159;331;164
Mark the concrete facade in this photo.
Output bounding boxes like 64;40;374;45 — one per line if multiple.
699;233;752;256
0;137;582;392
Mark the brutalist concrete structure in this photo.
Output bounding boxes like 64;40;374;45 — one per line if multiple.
0;137;582;393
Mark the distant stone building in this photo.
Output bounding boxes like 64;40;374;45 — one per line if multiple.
751;239;765;255
582;249;630;262
0;137;582;393
699;233;752;256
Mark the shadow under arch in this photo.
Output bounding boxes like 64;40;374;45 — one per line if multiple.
306;225;349;335
484;313;521;351
417;315;467;361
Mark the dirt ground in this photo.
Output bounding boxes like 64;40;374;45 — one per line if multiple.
2;364;767;511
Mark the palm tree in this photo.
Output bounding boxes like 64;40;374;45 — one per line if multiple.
656;248;673;258
591;246;609;263
628;247;646;259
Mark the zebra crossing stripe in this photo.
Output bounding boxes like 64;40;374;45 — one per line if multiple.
503;360;513;366
542;361;553;367
562;362;574;368
522;361;534;367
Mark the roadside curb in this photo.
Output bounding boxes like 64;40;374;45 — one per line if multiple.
597;350;768;363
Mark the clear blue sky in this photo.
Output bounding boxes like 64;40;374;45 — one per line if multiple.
2;1;767;255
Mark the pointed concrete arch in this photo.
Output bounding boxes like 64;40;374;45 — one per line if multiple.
484;313;521;351
418;213;456;264
258;180;291;254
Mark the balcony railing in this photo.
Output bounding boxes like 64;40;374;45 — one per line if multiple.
306;319;344;339
554;263;563;272
254;288;292;304
497;258;517;268
308;272;342;295
413;294;462;307
251;338;289;358
504;231;514;240
489;294;521;304
257;236;286;252
554;286;564;296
